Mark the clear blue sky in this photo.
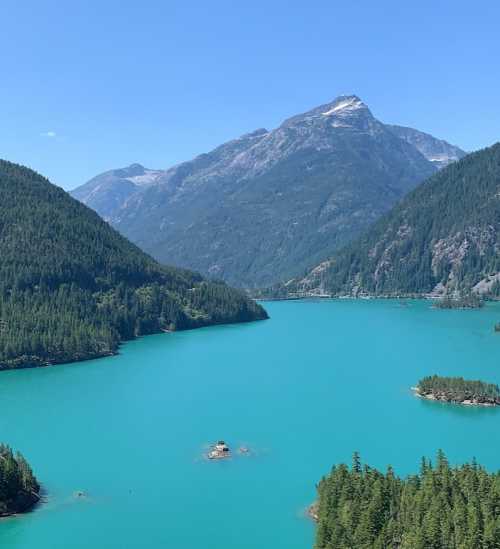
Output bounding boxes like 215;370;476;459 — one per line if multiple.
1;0;499;190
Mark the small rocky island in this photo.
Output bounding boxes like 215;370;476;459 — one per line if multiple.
206;441;253;460
0;444;40;516
207;441;231;460
414;375;500;406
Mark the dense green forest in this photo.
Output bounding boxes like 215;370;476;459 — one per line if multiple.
314;451;500;549
286;143;500;299
416;375;500;405
0;444;40;516
0;160;267;369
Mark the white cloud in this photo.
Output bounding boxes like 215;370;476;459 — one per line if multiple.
41;131;57;138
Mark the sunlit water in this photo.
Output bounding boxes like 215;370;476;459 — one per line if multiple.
1;299;499;548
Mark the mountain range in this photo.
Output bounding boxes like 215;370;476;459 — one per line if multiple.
0;160;266;370
284;143;500;299
72;95;465;288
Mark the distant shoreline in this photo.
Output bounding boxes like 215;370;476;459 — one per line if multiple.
259;294;500;303
259;294;424;302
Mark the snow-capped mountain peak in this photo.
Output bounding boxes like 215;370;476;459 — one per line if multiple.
322;95;366;116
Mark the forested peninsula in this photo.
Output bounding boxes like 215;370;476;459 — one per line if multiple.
414;375;500;406
313;452;500;549
0;160;268;370
0;445;40;516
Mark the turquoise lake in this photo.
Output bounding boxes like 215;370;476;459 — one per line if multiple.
1;299;500;548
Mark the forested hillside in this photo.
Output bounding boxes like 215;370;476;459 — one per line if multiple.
0;160;267;370
294;144;500;298
314;452;500;548
0;444;40;516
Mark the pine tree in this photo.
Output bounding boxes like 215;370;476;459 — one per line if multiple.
314;452;500;549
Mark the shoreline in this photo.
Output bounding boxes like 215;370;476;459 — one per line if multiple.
412;387;500;407
260;295;425;302
0;314;269;372
260;295;435;303
307;502;319;522
0;491;41;519
259;294;500;303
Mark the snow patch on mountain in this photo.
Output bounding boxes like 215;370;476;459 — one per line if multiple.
126;170;163;186
322;97;365;116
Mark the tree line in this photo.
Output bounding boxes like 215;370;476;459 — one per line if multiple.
314;451;500;548
417;375;500;403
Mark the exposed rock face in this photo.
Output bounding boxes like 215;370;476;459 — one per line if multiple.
71;95;463;288
387;125;466;169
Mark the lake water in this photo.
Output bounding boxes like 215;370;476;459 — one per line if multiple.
1;299;500;548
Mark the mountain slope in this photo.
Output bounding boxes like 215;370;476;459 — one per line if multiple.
387;124;466;169
0;160;267;370
72;95;447;288
71;163;163;221
292;144;500;298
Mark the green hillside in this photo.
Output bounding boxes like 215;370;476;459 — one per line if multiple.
0;160;267;370
314;452;500;548
296;144;500;298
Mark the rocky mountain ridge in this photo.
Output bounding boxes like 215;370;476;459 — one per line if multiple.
387;125;466;169
72;95;465;288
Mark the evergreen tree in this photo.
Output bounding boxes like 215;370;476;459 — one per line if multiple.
314;452;500;549
0;444;40;516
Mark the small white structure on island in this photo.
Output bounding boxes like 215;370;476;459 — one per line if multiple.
208;440;231;459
